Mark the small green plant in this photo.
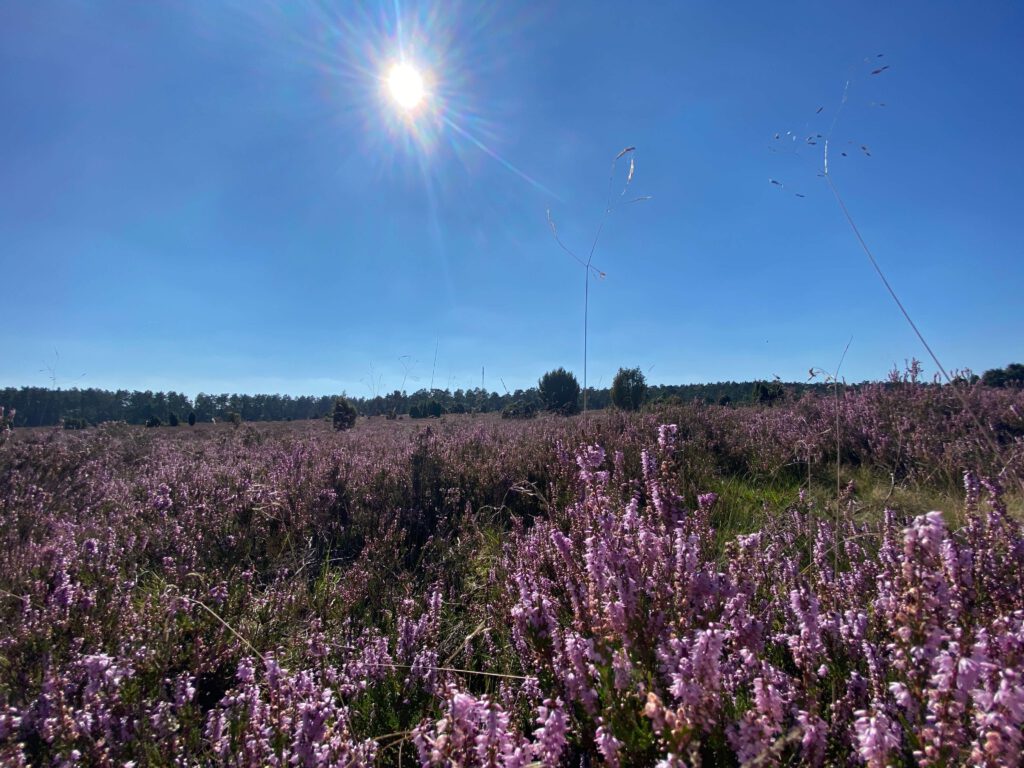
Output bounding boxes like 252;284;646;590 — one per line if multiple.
538;368;581;415
610;367;647;411
63;416;87;430
332;397;357;431
168;412;180;427
188;411;196;426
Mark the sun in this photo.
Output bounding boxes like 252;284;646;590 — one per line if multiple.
386;62;426;111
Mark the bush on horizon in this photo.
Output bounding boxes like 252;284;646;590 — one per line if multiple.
539;367;581;415
610;366;647;411
332;397;358;431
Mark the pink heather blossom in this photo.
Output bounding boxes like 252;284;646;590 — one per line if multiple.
595;721;622;768
657;424;678;451
853;707;901;768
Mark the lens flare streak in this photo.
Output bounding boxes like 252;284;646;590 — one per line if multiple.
442;115;560;200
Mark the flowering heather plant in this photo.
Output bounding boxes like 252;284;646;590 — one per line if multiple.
0;406;13;444
501;437;1024;765
0;384;1021;764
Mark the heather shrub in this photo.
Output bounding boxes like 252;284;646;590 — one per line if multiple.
501;434;1024;765
0;389;1021;765
0;406;11;445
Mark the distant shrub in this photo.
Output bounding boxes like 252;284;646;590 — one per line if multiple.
982;363;1024;388
167;412;180;427
145;416;162;428
63;417;88;430
610;366;647;411
502;400;537;420
539;367;580;415
752;379;785;405
332;397;357;431
188;411;196;426
410;401;444;419
227;411;242;426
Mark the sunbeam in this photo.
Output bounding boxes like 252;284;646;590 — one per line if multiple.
442;115;561;200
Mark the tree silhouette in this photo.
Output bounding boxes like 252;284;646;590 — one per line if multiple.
332;398;358;431
610;367;647;411
538;368;581;416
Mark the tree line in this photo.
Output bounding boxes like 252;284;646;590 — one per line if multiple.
1;362;1018;428
0;382;786;427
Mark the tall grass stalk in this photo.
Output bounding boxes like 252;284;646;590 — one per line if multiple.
548;147;649;414
821;143;1018;491
820;73;1020;492
811;336;852;571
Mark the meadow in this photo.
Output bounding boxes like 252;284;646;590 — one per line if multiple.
1;374;1023;766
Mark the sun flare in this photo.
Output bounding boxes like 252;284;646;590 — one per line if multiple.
386;62;426;111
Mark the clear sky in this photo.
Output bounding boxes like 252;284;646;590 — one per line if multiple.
2;1;1022;397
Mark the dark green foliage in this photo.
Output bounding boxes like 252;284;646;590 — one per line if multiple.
982;363;1024;388
410;400;445;419
718;394;732;406
501;400;537;420
0;378;894;426
62;417;87;430
332;398;358;431
610;367;647;411
752;379;785;406
188;411;196;426
145;416;162;428
227;411;242;426
538;368;581;415
167;413;180;427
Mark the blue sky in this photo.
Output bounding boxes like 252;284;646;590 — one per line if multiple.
2;1;1022;397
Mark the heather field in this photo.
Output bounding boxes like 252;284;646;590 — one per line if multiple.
2;379;1024;767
